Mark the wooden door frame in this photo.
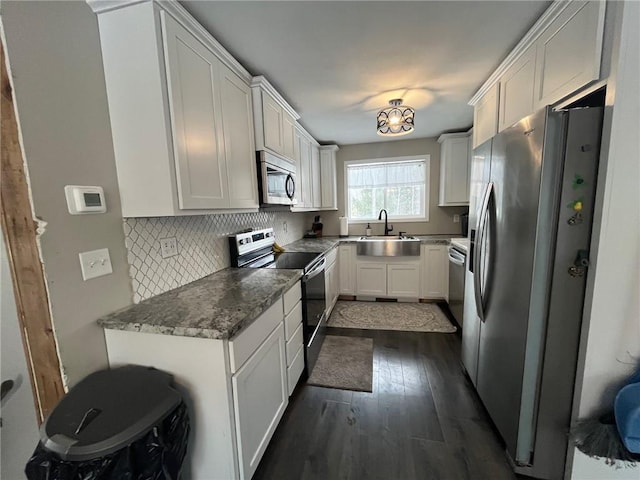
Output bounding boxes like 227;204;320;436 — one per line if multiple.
1;33;64;422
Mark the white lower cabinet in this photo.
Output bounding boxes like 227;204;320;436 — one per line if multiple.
339;245;356;295
421;245;449;300
232;323;287;480
355;259;421;299
103;281;303;480
356;262;387;296
387;263;421;298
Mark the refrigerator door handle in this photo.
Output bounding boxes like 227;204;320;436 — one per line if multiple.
474;182;493;321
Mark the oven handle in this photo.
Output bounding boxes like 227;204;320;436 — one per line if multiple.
448;247;466;266
303;258;325;282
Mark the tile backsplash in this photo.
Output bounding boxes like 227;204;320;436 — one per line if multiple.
124;210;310;303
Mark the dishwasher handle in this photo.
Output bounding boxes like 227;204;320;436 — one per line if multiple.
448;247;466;266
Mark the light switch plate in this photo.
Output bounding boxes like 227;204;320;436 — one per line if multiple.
79;248;112;280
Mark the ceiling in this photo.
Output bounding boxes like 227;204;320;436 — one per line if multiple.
180;1;551;146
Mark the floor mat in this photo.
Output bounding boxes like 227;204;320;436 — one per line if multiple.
307;335;373;392
328;301;456;333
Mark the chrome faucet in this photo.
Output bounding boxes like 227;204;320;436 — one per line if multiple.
378;209;393;236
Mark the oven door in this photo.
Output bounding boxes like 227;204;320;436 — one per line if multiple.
302;257;326;375
259;151;296;205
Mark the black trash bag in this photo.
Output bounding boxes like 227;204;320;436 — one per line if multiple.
25;402;189;480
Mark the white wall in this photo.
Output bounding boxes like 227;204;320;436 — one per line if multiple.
1;1;133;387
322;137;468;236
570;1;640;478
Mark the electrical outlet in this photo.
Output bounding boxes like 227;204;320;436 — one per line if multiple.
453;214;460;223
79;248;113;281
160;237;178;258
283;221;288;233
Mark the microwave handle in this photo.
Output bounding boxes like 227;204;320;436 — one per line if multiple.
285;174;295;200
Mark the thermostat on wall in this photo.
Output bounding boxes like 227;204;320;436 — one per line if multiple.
64;185;107;214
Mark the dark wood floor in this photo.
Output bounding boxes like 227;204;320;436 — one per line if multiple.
254;313;518;480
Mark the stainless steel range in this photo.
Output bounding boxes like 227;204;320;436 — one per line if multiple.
229;228;327;375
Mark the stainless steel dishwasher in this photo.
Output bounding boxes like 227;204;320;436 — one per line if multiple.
447;245;466;326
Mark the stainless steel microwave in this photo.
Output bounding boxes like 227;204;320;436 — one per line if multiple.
257;151;297;206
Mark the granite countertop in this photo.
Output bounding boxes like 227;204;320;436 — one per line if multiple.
450;238;470;253
283;237;340;253
284;235;462;253
98;268;302;340
339;234;460;245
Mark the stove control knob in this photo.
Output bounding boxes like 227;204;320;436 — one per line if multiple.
239;239;245;245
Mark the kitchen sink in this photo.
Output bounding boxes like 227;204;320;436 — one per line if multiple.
356;235;421;256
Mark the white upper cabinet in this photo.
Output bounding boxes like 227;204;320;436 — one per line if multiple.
219;65;259;209
473;83;499;149
533;1;605;109
163;14;227;209
292;129;326;212
320;145;339;210
470;1;606;143
282;113;297;161
438;132;471;206
498;44;537;132
298;132;312;209
261;92;285;154
251;76;300;164
311;144;322;209
89;2;257;216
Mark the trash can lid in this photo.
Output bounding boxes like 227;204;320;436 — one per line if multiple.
40;365;182;461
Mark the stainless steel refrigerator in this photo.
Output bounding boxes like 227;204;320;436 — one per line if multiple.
461;106;602;479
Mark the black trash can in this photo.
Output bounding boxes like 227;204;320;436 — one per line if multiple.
26;365;190;480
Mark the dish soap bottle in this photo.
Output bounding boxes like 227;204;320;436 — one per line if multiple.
365;223;372;237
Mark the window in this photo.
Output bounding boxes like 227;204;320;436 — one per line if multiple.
345;155;430;222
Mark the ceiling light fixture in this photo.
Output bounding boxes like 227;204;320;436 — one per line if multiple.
377;99;415;137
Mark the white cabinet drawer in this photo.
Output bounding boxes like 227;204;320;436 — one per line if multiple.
284;300;302;341
287;345;304;396
229;299;283;373
283;282;302;315
286;323;303;366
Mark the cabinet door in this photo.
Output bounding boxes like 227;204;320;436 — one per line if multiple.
162;13;228;209
232;323;287;480
421;245;449;299
339;245;355;295
282;113;296;161
320;147;337;209
311;145;322;208
262;93;284;155
534;1;604;109
439;136;470;206
499;44;536;132
473;83;499;148
299;134;312;208
387;263;421;298
356;262;386;296
291;129;304;207
219;64;258;209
